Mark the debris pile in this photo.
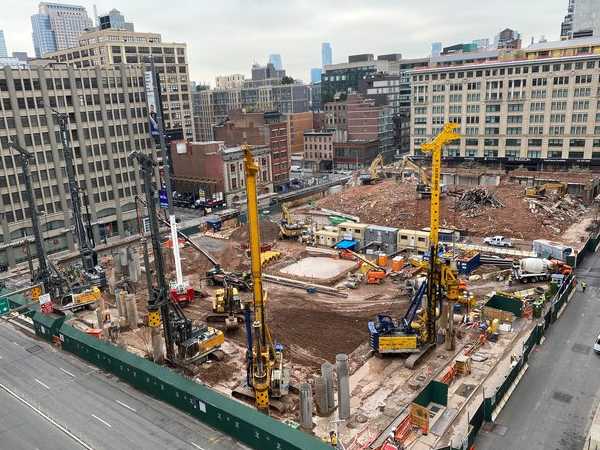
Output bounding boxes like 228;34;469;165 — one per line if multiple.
527;194;587;233
315;179;589;240
455;187;504;216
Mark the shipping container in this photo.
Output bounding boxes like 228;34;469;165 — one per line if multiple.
533;239;573;261
365;225;399;255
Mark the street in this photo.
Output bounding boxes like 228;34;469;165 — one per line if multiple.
476;249;600;450
0;321;247;450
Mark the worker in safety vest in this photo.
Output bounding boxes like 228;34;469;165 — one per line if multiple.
329;431;338;447
582;281;587;292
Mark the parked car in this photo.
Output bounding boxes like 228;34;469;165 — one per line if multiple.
483;235;513;247
594;334;600;354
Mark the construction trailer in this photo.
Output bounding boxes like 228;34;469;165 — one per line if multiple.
364;225;399;256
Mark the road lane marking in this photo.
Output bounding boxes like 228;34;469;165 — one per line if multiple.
115;399;136;412
34;378;50;390
190;442;205;450
60;367;75;378
91;414;112;428
0;382;94;450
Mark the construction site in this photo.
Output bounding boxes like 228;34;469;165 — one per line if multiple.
5;126;600;450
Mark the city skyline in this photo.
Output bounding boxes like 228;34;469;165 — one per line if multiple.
0;0;571;84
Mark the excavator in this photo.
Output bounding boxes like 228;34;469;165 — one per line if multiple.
206;280;245;331
368;124;462;368
359;153;385;185
233;144;289;413
278;203;306;240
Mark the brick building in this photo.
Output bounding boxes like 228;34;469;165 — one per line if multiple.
303;130;334;172
171;141;273;207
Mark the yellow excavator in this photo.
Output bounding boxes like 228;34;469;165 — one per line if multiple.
369;124;462;367
235;144;289;413
360;153;385;184
278;203;305;239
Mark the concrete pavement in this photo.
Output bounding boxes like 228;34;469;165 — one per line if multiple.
476;249;600;450
0;321;247;450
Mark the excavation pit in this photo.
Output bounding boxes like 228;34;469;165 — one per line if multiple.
279;256;358;284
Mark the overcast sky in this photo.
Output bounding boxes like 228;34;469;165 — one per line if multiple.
3;0;567;85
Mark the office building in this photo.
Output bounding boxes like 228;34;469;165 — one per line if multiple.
0;63;153;269
0;31;7;58
215;74;244;89
193;64;310;142
561;0;576;38
472;38;490;50
359;57;429;153
31;2;93;57
322;42;332;66
573;0;600;37
268;54;283;71
97;8;134;32
410;37;600;162
310;68;322;84
46;28;193;141
431;42;442;56
321;55;395;103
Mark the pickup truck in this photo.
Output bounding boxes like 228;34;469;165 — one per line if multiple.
483;236;513;247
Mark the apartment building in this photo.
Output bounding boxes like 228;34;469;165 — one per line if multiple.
303;130;334;172
46;29;193;140
0;63;153;268
410;37;600;161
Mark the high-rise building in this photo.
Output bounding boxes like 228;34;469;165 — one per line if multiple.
572;0;600;37
321;55;395;104
431;42;442;56
321;42;332;66
31;2;93;57
268;54;283;71
215;74;245;89
310;68;322;84
97;8;134;31
0;63;153;269
0;31;7;58
410;36;600;163
561;0;576;39
46;28;194;141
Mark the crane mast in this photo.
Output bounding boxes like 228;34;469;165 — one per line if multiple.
55;113;104;287
420;123;461;345
243;144;272;412
9;141;50;288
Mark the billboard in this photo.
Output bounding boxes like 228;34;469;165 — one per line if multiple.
144;70;160;138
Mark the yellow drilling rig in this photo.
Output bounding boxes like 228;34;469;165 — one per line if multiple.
235;144;289;413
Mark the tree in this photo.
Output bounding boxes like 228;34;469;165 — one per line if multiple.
281;76;294;85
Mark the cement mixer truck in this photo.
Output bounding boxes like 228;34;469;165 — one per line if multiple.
512;257;571;283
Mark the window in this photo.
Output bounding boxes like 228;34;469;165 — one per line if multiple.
507;115;523;124
466;104;480;113
486;104;501;113
529;114;544;124
571;113;588;123
552;88;568;98
530;102;545;112
532;78;548;86
574;87;592;97
551;101;567;111
575;74;593;83
549;138;563;147
529;126;544;135
508;103;523;112
506;139;521;146
570;126;587;135
507;127;522;135
549;126;565;135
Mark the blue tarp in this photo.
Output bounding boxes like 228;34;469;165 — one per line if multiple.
335;239;358;250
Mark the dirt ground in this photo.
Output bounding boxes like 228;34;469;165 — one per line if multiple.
315;179;589;241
